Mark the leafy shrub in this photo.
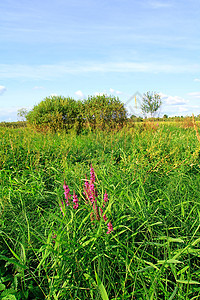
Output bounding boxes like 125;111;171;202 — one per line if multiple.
83;94;127;130
26;94;127;133
26;95;83;133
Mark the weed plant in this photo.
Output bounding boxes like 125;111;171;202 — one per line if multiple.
0;124;200;299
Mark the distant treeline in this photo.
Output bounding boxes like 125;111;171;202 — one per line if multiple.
1;116;199;130
130;115;200;122
0;121;27;128
1;94;199;131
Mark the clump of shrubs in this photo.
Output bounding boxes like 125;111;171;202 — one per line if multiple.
26;96;83;133
26;95;127;133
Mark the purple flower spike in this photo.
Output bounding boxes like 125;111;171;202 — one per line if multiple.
103;214;108;222
99;207;103;216
103;191;108;207
63;181;71;206
89;182;96;204
106;222;113;234
84;176;89;190
73;191;79;209
63;180;67;190
90;164;95;183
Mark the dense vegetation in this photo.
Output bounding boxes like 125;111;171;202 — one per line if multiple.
25;95;127;133
0;122;200;299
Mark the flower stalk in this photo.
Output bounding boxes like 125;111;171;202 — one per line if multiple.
62;165;114;234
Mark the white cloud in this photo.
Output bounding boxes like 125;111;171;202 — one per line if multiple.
160;92;188;105
0;85;6;95
189;92;200;98
194;78;200;82
0;106;32;122
178;106;188;112
149;1;172;8
0;61;199;80
188;92;200;98
33;86;45;90
109;88;122;95
75;90;85;98
116;90;122;95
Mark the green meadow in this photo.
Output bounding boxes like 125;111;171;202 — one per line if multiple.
0;123;200;299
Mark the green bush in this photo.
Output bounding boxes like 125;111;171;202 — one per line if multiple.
26;96;83;133
83;94;127;130
26;94;127;133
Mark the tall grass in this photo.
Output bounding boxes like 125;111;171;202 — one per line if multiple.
0;124;200;299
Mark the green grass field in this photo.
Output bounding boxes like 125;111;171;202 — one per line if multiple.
0;124;200;299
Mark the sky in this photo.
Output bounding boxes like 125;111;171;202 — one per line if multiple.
0;0;200;121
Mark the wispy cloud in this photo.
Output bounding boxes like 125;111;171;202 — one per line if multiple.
0;85;6;95
160;93;188;105
178;106;188;113
75;90;85;99
33;86;45;90
148;1;173;9
0;110;15;122
188;92;200;98
0;106;30;122
163;103;200;116
109;88;123;95
194;78;200;82
0;61;199;80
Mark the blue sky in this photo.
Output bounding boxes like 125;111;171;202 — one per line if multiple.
0;0;200;121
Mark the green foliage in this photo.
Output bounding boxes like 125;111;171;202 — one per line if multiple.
0;121;26;128
1;125;200;299
17;108;28;122
141;91;162;117
25;94;127;133
83;94;127;131
26;95;83;133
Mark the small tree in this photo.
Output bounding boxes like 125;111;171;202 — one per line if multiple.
17;108;28;121
141;91;162;118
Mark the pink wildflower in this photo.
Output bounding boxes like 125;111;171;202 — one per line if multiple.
89;182;96;204
103;214;108;222
90;164;95;183
106;222;113;234
63;181;71;206
73;191;79;209
99;207;108;222
99;207;103;216
103;191;108;207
